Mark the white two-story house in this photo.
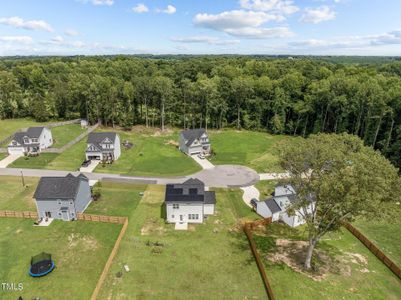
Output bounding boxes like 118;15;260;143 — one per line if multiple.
179;129;211;156
253;184;315;227
8;127;53;156
165;178;216;225
85;132;121;162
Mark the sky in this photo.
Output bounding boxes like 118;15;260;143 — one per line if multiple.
0;0;400;56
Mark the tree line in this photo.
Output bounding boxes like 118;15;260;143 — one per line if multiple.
0;56;400;169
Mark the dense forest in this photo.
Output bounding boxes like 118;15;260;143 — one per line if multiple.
0;56;401;169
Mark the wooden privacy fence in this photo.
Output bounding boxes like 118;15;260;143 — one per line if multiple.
344;222;401;280
0;210;38;219
91;217;129;300
243;218;275;300
77;213;126;224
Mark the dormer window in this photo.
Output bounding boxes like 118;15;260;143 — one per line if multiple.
12;141;17;146
24;138;29;144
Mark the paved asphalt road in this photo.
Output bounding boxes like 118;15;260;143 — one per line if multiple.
0;165;261;188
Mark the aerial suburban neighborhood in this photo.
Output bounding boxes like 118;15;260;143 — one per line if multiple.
0;1;401;300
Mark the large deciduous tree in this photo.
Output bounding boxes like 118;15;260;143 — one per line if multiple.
279;133;401;269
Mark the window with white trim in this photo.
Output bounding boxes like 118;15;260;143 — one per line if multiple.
173;204;179;209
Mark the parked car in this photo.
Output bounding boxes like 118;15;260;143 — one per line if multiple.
198;154;205;159
81;159;91;167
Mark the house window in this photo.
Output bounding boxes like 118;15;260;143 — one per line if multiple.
58;200;61;205
173;204;179;209
171;215;174;218
188;214;192;220
189;188;197;195
70;202;73;205
32;138;38;143
12;141;17;146
188;214;199;220
24;138;29;144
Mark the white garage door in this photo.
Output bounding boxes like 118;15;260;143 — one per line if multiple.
8;147;24;155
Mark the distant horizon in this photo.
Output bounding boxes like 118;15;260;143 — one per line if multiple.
0;1;401;56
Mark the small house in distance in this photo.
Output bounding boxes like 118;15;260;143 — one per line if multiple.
165;178;216;225
33;173;91;221
8;127;53;156
179;128;211;156
85;132;121;162
253;184;314;228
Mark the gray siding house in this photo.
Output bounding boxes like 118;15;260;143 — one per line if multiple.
33;173;92;221
179;129;211;156
85;132;121;162
165;178;216;224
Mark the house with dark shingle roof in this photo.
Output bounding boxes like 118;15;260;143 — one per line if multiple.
253;184;315;227
165;178;216;224
8;127;53;156
85;132;121;162
33;173;91;221
179;128;211;156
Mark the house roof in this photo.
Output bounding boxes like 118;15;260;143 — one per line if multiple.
165;178;216;204
11;127;46;146
86;132;117;151
33;173;88;200
181;129;207;147
264;198;282;214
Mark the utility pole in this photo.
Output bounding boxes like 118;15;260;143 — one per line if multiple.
21;171;25;187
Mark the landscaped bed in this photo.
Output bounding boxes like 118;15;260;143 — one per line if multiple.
254;223;401;299
0;218;121;300
97;185;266;299
208;130;288;173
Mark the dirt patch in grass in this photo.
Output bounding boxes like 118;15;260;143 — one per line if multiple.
140;217;166;236
165;140;179;147
68;233;99;250
266;239;340;281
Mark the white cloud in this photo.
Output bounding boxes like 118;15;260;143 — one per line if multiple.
65;29;80;36
171;36;240;45
157;5;176;14
0;16;53;32
132;3;149;13
0;35;33;44
239;0;299;15
194;10;292;38
300;6;336;24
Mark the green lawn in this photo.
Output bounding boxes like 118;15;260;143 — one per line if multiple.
86;181;147;217
97;185;266;299
354;203;401;267
94;129;201;176
9;153;59;169
0;176;39;211
208;130;288;173
0;218;121;300
255;223;401;299
51;124;85;148
0;153;7;160
255;180;278;199
0;118;51;142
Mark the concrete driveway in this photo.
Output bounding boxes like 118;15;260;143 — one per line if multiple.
79;160;100;173
240;185;260;208
0;154;23;168
191;154;215;169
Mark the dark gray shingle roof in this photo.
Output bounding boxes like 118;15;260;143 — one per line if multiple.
181;129;207;147
165;178;216;204
33;173;88;200
11;127;46;146
264;198;282;214
87;132;117;151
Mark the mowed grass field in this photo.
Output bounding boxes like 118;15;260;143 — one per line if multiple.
208;130;288;173
96;184;266;299
354;203;401;267
0;218;121;300
0;176;122;300
0;119;51;142
93;128;201;176
51;124;85;148
254;223;401;299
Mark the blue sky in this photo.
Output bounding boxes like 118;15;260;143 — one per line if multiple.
0;0;400;56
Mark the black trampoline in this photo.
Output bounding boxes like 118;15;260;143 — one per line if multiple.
29;252;55;277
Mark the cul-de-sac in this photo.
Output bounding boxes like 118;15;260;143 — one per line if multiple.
1;1;401;300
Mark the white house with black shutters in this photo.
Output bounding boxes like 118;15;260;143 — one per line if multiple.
8;127;53;156
165;178;216;224
85;132;121;162
253;184;315;228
